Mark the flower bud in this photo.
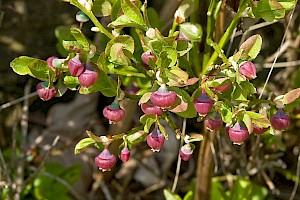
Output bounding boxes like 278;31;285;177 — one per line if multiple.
194;90;214;116
150;84;177;108
175;33;189;41
76;11;89;23
36;82;57;101
120;147;130;162
141;102;164;116
228;122;249;145
68;56;86;77
78;67;98;88
103;102;125;124
213;82;232;93
239;62;257;79
204;112;223;131
179;144;194;161
271;109;290;131
95;149;116;172
46;56;58;70
253;124;269;135
147;128;165;152
141;52;156;65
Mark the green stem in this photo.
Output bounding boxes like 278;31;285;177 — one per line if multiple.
202;0;218;73
169;21;179;37
70;0;114;39
163;114;179;134
190;0;199;22
207;39;230;64
204;1;249;71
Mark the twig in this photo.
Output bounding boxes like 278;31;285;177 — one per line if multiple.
289;146;300;200
0;91;37;112
259;1;298;99
14;80;32;200
32;168;85;200
234;21;277;37
23;136;60;186
261;170;277;192
99;179;113;200
260;60;300;68
171;118;186;193
0;148;12;186
210;131;218;173
216;130;226;175
135;180;165;197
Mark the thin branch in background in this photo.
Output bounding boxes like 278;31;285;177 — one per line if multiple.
23;136;60;186
261;60;300;68
136;180;165;198
99;179;113;200
14;80;32;200
210;131;218;173
226;27;237;57
289;146;300;200
171;118;186;193
259;1;298;99
216;131;226;175
0;91;37;112
261;170;277;193
234;21;277;37
0;148;12;187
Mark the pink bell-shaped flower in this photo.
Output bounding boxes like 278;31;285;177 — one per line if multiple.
95;148;117;172
150;84;177;108
147;128;165;152
271;109;290;131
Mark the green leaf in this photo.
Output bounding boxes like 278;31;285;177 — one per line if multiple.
218;102;233;124
10;56;49;81
187;134;204;142
176;40;193;57
139;92;152;105
169;87;197;118
239;81;256;95
34;163;80;200
278;0;295;10
74;138;96;154
232;84;248;101
111;66;146;78
163;189;182;200
183;190;194;200
211;178;228;200
121;0;146;28
252;0;285;22
109;43;131;66
283;88;300;104
158;122;168;139
239;34;262;60
242;113;253;133
144;117;156;133
63;75;79;90
105;35;134;56
147;7;164;28
246;111;270;128
127;131;147;144
140;114;156;124
62;41;83;53
179;22;202;42
79;71;117;97
70;28;90;51
229;177;268;200
93;0;112;17
56;78;68;97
